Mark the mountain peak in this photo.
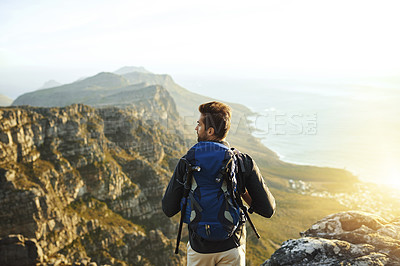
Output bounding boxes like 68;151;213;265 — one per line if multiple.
39;80;62;90
114;66;151;75
77;72;129;88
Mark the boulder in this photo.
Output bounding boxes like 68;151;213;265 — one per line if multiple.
263;211;400;265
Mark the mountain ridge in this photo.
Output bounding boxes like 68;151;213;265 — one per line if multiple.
12;71;252;120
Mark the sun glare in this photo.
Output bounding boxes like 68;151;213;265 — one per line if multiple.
383;167;400;191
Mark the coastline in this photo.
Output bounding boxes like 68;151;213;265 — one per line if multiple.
246;109;379;186
252;128;400;192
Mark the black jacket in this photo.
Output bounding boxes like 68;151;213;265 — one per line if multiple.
162;142;276;253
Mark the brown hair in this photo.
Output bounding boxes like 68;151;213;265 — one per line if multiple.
199;101;232;140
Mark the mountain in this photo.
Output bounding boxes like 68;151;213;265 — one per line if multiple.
12;69;275;174
12;69;272;160
39;80;62;89
263;211;400;265
13;72;130;107
0;94;12;106
13;70;251;122
0;101;187;265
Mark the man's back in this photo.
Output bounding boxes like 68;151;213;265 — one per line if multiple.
162;141;275;250
162;101;276;265
180;141;242;242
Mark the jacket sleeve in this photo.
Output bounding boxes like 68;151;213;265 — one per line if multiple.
242;154;276;218
162;159;186;217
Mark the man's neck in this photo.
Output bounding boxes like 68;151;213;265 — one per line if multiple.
203;138;229;147
206;135;225;142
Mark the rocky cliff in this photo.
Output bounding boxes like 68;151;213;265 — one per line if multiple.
263;211;400;265
0;101;187;265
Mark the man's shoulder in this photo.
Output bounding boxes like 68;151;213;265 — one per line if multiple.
232;148;254;165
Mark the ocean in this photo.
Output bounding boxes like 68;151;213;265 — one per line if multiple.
175;76;400;188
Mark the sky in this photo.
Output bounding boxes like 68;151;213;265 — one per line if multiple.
1;0;400;98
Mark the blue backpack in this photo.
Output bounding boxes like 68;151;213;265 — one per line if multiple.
174;141;260;253
181;141;241;241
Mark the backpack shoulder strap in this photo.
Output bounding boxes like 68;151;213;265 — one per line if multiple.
231;148;246;174
175;146;200;254
180;146;196;182
230;148;247;194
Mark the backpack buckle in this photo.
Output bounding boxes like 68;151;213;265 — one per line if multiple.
215;172;223;183
191;166;201;172
205;224;211;236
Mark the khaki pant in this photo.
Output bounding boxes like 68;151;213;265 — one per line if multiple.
187;242;246;266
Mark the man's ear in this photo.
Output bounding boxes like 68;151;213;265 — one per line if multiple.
207;127;215;136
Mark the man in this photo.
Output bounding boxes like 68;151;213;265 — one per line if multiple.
162;101;276;265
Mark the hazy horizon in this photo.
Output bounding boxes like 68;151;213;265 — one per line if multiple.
2;66;400;100
1;0;400;98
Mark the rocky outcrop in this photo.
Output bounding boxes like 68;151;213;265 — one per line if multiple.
263;211;400;265
0;103;187;265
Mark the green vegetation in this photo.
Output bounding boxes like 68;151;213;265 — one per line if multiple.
58;228;129;265
66;197;143;233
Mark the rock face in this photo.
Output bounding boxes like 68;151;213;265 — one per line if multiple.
263;211;400;266
0;102;187;265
